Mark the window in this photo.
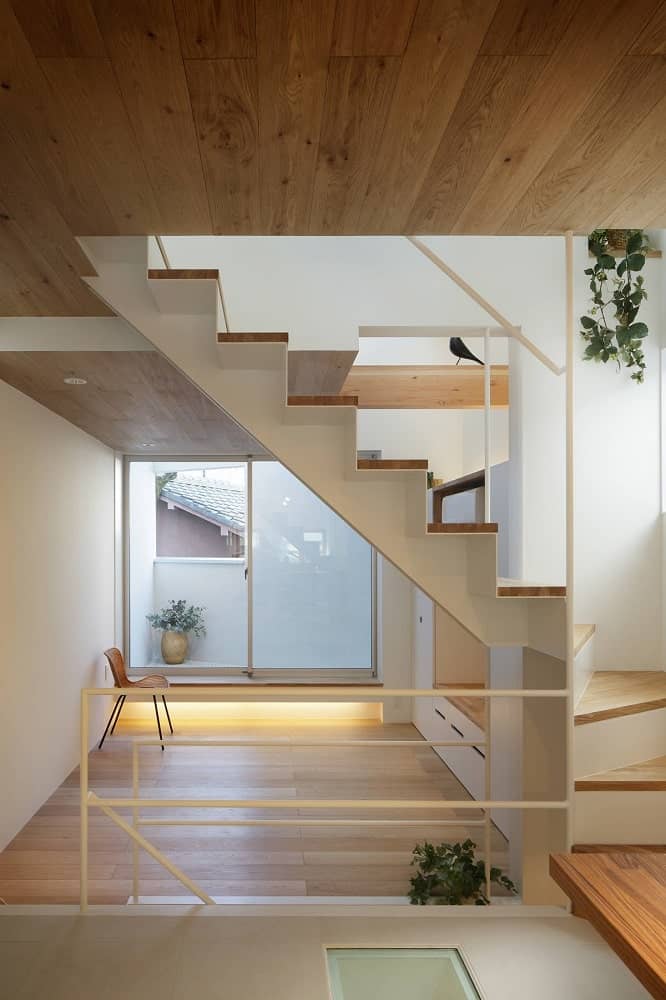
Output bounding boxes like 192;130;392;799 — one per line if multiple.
327;949;481;1000
126;458;375;675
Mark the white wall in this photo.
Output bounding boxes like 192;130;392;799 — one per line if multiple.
152;559;247;666
128;461;156;667
377;556;413;723
0;911;649;1000
0;381;115;851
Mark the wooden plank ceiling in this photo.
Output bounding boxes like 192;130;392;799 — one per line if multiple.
0;351;265;454
1;0;666;316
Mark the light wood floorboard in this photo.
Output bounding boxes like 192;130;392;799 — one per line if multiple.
0;718;506;903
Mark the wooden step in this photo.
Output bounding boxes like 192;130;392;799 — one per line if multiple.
148;268;219;280
217;332;289;343
497;579;566;597
573;844;666;854
574;623;595;655
357;459;428;470
575;671;666;726
576;755;666;791
287;395;358;406
550;852;666;999
427;522;498;533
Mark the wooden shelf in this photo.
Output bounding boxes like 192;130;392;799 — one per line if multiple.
497;580;566;598
427;522;497;534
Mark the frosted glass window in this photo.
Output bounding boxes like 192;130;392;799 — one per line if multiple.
252;462;373;669
327;949;481;1000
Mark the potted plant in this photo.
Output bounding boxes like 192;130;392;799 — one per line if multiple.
146;599;206;664
581;229;650;383
408;839;517;905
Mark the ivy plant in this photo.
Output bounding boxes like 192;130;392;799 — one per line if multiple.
580;229;650;383
408;839;517;906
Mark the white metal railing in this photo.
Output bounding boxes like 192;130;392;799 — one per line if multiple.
80;686;569;911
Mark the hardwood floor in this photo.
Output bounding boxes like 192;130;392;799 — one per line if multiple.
0;718;507;904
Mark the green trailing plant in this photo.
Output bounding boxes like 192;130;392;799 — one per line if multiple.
408;839;517;906
580;229;650;383
155;471;177;499
147;599;207;637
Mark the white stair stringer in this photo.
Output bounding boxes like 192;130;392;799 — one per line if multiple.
80;240;565;653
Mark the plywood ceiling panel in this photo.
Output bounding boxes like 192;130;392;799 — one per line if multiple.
0;0;665;315
0;351;265;455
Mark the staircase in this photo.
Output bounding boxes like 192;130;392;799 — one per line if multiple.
80;239;566;655
574;670;666;845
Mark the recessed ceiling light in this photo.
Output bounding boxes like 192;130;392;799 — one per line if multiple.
140;442;156;448
63;376;87;385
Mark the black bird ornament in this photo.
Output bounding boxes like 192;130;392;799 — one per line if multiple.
449;337;484;366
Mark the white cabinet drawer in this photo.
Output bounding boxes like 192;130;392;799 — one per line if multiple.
431;699;486;801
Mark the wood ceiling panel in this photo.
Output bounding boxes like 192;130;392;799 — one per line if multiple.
38;57;163;234
630;3;666;54
92;0;212;233
9;0;106;57
0;1;118;235
501;55;666;234
185;58;261;234
256;0;336;233
332;0;419;56
357;0;500;233
309;55;400;233
0;133;110;316
479;0;579;55
1;0;666;316
407;54;546;232
0;351;264;454
451;0;664;233
173;0;256;58
549;92;666;233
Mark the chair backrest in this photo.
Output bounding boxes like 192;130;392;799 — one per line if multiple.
104;647;129;688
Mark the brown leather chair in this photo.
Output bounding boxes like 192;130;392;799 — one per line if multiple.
98;647;173;750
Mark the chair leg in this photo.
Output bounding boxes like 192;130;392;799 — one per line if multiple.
153;695;165;751
161;695;173;734
109;694;126;735
98;695;123;750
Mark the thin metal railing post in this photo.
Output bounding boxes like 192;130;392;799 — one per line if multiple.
132;742;140;903
484;326;491;523
565;231;575;853
80;689;89;913
484;694;492;902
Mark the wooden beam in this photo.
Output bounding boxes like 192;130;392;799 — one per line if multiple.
341;364;509;409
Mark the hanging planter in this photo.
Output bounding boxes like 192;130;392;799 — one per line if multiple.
580;229;650;384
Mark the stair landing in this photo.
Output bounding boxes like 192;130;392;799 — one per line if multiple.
575;671;666;726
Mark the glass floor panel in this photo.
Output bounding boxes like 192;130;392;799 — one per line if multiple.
327;948;482;1000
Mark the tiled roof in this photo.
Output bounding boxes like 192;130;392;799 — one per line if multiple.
160;477;245;532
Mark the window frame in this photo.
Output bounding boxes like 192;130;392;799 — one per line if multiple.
123;454;378;681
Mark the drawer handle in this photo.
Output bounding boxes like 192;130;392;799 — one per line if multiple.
434;708;446;721
439;713;486;759
450;723;464;738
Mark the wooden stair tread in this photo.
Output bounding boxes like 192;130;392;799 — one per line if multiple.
217;332;289;343
287;395;358;406
550;852;666;999
148;268;219;280
497;579;566;597
576;755;666;791
357;459;428;470
574;623;595;655
575;671;666;726
427;522;498;533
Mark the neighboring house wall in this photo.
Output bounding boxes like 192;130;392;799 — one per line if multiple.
0;380;114;851
156;500;242;558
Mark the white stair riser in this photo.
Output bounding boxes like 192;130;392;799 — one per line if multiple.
574;790;666;843
82;243;566;654
574;706;666;778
